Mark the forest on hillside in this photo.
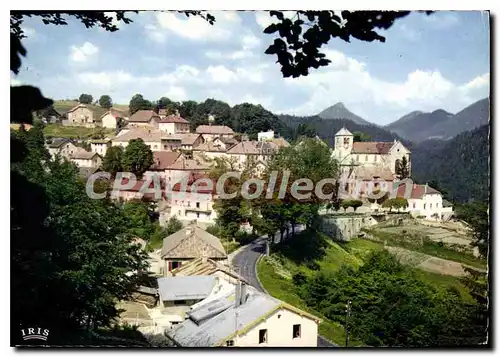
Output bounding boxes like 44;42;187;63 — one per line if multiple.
411;125;490;203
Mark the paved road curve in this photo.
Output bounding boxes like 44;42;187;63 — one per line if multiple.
231;233;339;348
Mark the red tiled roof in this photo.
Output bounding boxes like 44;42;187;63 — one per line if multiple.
119;178;165;192
129;110;158;123
171;172;217;194
196;125;234;135
157;114;189;124
352;142;394;154
396;183;441;199
101;108;128;119
150;152;182;170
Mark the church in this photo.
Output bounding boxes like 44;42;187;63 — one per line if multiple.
331;127;411;199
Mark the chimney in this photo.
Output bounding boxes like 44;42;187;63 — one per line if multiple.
234;283;241;308
425;183;428;194
240;283;248;305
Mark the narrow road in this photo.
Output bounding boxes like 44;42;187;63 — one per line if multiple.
231;228;338;348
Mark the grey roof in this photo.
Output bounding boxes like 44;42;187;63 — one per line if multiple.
161;225;226;259
335;127;353;136
47;138;70;148
137;286;158;295
157;276;216;301
78;166;98;179
166;286;282;346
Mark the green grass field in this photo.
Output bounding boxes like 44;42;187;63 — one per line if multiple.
257;230;475;345
53;100;129;117
257;258;361;346
367;228;487;269
43;124;115;139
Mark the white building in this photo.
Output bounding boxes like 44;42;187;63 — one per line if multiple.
157;113;190;135
100;108;128;129
332;127;411;179
166;281;320;347
258;130;275;142
168;173;217;225
89;138;112;157
395;182;454;220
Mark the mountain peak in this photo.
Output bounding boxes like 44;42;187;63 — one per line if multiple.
317;102;373;126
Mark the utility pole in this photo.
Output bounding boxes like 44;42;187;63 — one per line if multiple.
345;300;351;347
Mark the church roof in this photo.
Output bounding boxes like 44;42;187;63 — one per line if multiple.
335;127;353;136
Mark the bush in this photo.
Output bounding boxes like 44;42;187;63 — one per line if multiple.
292;271;308;286
341;199;363;210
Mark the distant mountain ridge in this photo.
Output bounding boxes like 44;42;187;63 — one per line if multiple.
385;98;489;142
317;102;374;126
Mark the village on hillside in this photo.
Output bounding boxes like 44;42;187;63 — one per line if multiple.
11;10;489;349
13;99;482;347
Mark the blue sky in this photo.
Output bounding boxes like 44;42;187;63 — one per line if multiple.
12;10;490;125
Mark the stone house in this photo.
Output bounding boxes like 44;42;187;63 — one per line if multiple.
46;138;79;160
70;149;103;168
160;224;227;276
128;110;160;128
66;104;97;127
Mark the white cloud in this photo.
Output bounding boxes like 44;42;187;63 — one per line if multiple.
242;34;261;50
255;11;296;29
22;27;36;38
423;12;460;29
165;86;186;101
206;65;238;83
153;11;240;41
461;73;490;91
398;23;422;41
285;49;489;118
144;24;167;43
70;42;99;62
77;70;133;89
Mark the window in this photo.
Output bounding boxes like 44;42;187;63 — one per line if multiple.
356;155;359;161
430;203;432;209
174;300;186;305
437;203;439;208
413;203;416;209
178;210;181;215
171;261;180;270
226;340;234;347
365;155;368;162
374;156;377;162
293;324;301;339
196;213;200;219
424;204;426;209
185;211;187;216
259;329;267;344
196;202;200;208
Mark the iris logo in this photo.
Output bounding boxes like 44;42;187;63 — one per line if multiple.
21;327;49;341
